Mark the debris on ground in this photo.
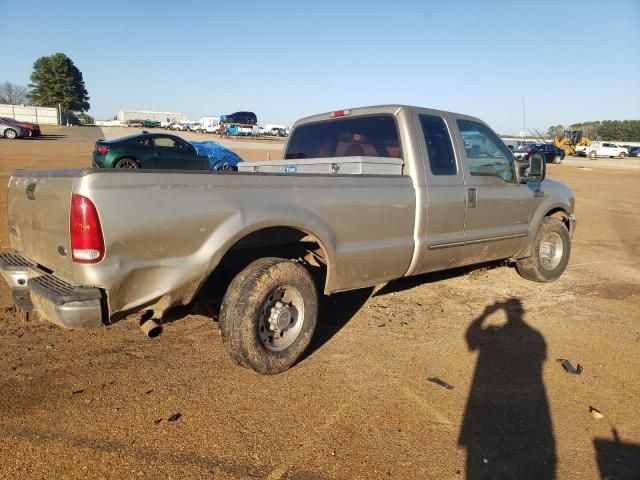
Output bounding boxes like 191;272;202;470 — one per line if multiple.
71;389;84;395
556;358;583;374
168;413;182;422
590;406;604;419
428;377;454;390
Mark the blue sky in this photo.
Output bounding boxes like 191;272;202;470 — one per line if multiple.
1;0;638;134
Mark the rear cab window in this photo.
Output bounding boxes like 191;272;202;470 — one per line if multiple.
285;115;402;160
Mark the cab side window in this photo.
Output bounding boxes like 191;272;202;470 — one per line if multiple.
420;114;457;175
154;137;179;149
457;119;515;182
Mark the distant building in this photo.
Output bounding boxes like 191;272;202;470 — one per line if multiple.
116;110;186;123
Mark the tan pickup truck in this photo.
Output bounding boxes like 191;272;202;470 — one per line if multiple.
0;105;576;374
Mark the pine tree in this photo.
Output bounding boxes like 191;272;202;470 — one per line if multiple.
28;53;90;112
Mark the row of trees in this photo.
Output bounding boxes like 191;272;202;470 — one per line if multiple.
0;82;30;105
548;121;640;142
2;53;90;113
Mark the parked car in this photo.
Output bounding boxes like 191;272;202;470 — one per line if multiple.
627;146;640;157
0;118;29;139
262;124;288;137
512;143;538;160
221;111;257;125
0;117;41;137
142;120;161;128
92;133;208;169
587;141;628;158
1;105;576;374
513;143;564;164
125;119;144;128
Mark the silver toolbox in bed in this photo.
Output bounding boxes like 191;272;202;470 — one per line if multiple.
237;156;404;175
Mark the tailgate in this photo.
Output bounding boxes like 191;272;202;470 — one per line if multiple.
8;173;76;282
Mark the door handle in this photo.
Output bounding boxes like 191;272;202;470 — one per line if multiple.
467;188;477;208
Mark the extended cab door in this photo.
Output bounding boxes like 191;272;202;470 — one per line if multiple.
412;112;466;273
453;118;542;265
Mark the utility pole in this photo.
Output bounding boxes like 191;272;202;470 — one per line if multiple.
522;94;526;142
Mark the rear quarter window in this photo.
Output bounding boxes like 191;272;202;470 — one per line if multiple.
285;115;402;160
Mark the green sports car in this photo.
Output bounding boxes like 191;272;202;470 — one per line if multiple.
93;133;208;169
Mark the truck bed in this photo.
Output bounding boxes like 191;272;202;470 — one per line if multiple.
7;168;416;320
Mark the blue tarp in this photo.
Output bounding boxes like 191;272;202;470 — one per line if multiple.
190;141;242;170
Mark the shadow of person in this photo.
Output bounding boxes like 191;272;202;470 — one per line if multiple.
459;298;556;479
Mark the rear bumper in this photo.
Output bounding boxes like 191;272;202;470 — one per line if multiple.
0;252;104;329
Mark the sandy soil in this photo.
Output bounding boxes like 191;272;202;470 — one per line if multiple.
0;126;638;479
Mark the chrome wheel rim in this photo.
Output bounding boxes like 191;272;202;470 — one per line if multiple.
6;130;16;139
539;232;563;270
259;285;304;352
116;159;138;169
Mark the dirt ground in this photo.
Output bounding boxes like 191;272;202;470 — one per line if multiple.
0;126;638;480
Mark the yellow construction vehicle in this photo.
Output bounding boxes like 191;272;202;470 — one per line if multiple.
554;130;590;156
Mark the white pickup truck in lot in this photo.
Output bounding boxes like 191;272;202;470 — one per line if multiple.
587;141;629;158
0;105;576;374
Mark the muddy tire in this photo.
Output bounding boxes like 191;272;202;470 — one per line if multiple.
219;257;318;375
516;217;571;283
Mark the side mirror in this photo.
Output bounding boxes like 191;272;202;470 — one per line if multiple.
528;153;546;183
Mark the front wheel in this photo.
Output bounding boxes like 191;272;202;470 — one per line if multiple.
589;150;597;159
553;155;561;164
219;257;318;374
619;152;627;158
516;217;571;282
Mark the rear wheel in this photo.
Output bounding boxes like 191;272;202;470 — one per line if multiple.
619;152;627;158
589;150;597;159
553;155;561;164
114;157;139;169
4;129;17;139
219;257;318;374
516;217;571;283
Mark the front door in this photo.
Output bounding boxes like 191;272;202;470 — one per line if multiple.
453;118;541;265
151;136;201;169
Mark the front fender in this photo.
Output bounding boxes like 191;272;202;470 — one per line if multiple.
518;179;575;258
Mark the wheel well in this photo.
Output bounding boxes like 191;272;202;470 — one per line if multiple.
192;227;329;313
545;208;571;231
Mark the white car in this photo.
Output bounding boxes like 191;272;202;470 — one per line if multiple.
587;142;628;158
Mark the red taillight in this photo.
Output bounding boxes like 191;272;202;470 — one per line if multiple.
97;145;110;154
330;109;352;118
70;194;104;263
527;148;533;153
